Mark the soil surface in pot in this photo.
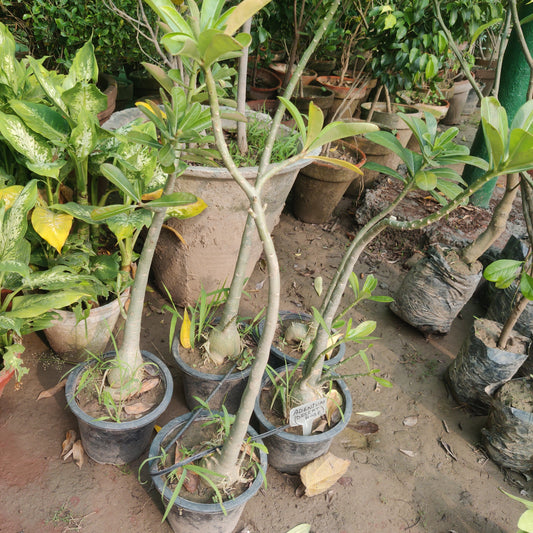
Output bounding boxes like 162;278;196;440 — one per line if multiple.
475;318;530;355
259;375;344;436
2;109;532;532
155;419;255;504
498;379;533;413
75;366;165;422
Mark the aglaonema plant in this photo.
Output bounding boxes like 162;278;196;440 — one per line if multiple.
290;96;533;405
144;0;379;486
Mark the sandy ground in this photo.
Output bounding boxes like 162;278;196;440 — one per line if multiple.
1;106;531;533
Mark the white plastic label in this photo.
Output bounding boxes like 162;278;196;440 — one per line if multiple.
289;398;327;436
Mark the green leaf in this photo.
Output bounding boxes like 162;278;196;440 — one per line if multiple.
362;161;406;182
10;290;86;318
480;97;506;168
483;259;522;288
68;40;98;84
100;163;141;203
425;55;438;80
144;192;197;209
0;111;55;167
364;130;407;161
346;320;376;340
141;62;175;94
504;129;533;174
278;97;306;144
223;0;271;35
9;101;70;143
107;209;153;240
304;101;324;151
69;112;98;159
49;202;98;225
307;120;378;153
414;170;437;191
518;509;533;533
520;272;533;301
91;204;134;221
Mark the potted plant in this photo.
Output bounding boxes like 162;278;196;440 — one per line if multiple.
132;0;379;528
446;175;533;418
390;97;533;335
0;180;88;396
0;29;139;360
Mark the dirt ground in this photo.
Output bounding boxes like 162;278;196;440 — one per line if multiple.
1;105;531;533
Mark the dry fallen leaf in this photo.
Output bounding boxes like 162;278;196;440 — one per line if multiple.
403;416;418;427
183;470;200;493
350;420;379;435
300;452;350;497
60;429;77;459
399;449;416;457
37;378;67;400
72;440;85;469
139;377;160;394
337;476;353;487
124;401;154;415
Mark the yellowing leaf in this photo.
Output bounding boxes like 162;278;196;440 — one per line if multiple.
325;389;342;424
135;100;167;119
0;185;24;209
180;308;191;349
306;155;364;175
141;188;163;201
31;206;73;253
314;276;323;296
166;197;208;219
300;452;350;496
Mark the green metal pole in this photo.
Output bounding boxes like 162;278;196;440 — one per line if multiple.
462;2;533;207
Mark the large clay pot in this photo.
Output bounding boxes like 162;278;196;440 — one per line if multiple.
97;74;118;125
442;79;472;125
291;85;335;116
343;109;417;194
104;108;316;306
247;67;282;100
292;141;366;224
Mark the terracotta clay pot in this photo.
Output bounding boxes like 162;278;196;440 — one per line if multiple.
97;74;118;125
247;67;282;100
292;141;366;224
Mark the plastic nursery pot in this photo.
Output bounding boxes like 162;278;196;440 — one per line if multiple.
446;318;529;414
481;377;533;472
148;411;268;533
171;335;252;414
65;350;173;465
257;311;346;368
44;288;130;363
253;366;352;474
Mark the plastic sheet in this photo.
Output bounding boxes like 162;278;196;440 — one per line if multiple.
482;378;533;472
446;318;529;414
390;246;482;334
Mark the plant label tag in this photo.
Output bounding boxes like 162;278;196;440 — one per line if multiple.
289;398;327;436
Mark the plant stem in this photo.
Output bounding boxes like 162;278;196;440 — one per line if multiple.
461;173;520;266
111;169;178;386
432;0;483;101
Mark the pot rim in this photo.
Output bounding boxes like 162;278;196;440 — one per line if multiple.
65;350;173;431
254;366;353;444
148;411;268;514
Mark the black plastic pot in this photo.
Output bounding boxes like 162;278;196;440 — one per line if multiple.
253;367;352;473
481;377;533;472
148;412;267;533
446;318;529;414
257;311;346;368
65;351;173;465
171;336;251;413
